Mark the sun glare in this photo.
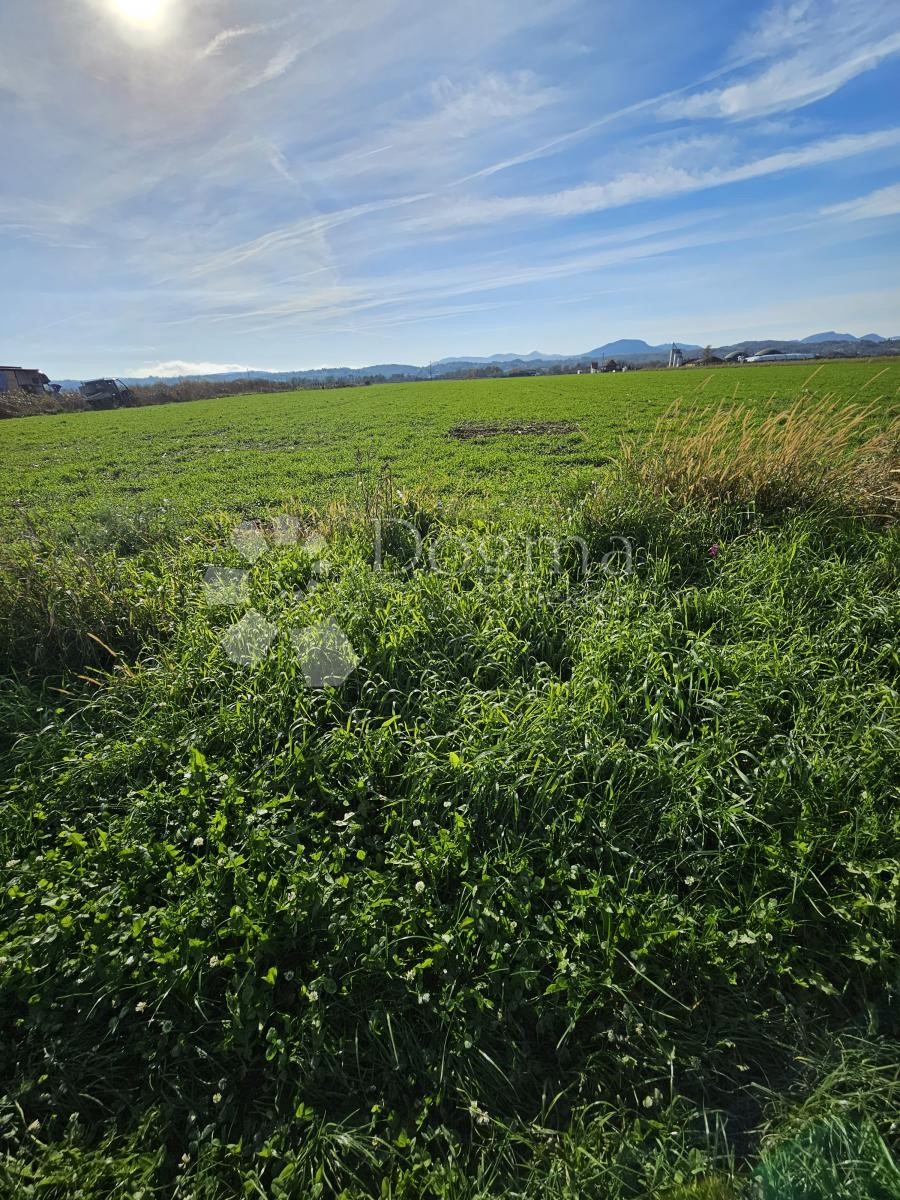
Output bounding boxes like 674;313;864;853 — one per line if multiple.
111;0;168;30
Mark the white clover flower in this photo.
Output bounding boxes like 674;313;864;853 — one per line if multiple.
412;819;422;828
308;990;319;1002
192;836;204;848
415;880;425;894
135;1001;148;1013
213;1092;223;1105
209;956;220;968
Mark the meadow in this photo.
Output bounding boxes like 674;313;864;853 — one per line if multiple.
0;361;899;1198
2;360;898;532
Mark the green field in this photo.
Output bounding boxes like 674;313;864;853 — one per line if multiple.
1;362;899;1198
2;360;898;532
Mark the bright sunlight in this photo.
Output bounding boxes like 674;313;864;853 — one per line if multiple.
109;0;169;30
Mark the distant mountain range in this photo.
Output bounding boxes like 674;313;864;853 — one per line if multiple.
52;333;897;389
800;331;890;344
437;340;701;365
434;351;562;364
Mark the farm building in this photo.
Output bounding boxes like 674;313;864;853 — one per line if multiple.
745;352;815;362
0;366;56;395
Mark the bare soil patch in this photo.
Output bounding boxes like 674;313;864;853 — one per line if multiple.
448;419;580;440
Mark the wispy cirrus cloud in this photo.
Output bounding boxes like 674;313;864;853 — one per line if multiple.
305;71;562;191
198;19;293;61
235;42;306;94
663;0;900;121
821;183;900;222
406;129;900;231
663;33;900;120
157;203;830;338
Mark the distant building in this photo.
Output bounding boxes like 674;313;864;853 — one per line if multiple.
745;352;815;363
590;361;600;374
0;366;55;395
668;345;684;368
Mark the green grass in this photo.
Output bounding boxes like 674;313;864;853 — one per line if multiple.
0;363;898;1197
1;360;897;534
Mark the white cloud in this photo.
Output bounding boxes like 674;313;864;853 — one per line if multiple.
662;0;900;121
729;0;818;63
128;361;261;378
821;183;900;221
180;192;433;283
408;129;900;231
236;42;305;93
187;207;824;339
304;71;561;191
198;20;291;61
429;73;558;134
664;33;900;121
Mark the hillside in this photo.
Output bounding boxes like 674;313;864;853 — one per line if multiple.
45;335;898;392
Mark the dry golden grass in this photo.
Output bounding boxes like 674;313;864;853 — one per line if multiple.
617;397;900;519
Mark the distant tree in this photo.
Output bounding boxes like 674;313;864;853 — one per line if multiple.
702;345;714;364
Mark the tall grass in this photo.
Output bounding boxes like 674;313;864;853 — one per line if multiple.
613;398;900;519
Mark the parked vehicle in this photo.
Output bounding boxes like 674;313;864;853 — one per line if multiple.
80;378;135;408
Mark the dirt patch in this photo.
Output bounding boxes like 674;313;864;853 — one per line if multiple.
448;419;580;440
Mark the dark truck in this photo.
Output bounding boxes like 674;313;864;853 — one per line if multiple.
80;378;135;409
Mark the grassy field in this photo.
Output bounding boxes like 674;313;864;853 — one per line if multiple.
1;361;899;1198
1;360;898;533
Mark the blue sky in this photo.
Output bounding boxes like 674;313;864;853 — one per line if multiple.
2;0;899;377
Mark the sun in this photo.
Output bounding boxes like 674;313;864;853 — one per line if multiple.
110;0;168;29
